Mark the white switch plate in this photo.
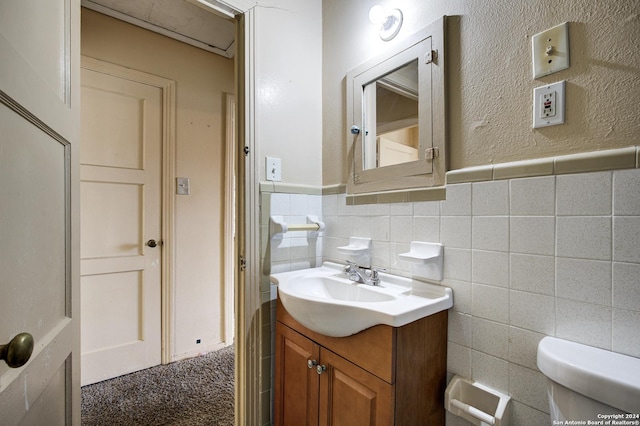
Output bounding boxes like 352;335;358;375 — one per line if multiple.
266;156;282;181
533;81;565;128
176;177;190;195
532;22;569;79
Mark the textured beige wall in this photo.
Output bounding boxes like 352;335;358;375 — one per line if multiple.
254;1;323;187
323;0;640;186
81;9;234;358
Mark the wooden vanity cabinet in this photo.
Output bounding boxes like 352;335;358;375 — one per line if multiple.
275;299;448;425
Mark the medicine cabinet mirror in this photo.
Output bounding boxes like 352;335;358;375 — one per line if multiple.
346;16;447;194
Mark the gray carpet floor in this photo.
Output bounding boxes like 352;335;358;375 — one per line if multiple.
81;345;235;426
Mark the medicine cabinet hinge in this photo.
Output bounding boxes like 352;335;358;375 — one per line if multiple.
425;49;438;65
425;147;439;160
239;255;246;271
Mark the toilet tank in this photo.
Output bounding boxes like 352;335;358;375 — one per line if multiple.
537;337;640;420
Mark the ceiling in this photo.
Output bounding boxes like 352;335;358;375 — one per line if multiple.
82;0;236;58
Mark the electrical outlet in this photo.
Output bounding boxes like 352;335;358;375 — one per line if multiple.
533;81;565;128
266;157;281;181
532;22;569;79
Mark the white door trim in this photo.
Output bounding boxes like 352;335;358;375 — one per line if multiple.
234;8;263;426
80;56;177;365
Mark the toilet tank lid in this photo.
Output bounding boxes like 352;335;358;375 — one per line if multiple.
537;337;640;413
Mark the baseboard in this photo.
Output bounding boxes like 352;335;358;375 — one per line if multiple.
170;341;231;363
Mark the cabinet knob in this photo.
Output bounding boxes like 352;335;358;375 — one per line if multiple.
307;359;317;369
316;364;327;375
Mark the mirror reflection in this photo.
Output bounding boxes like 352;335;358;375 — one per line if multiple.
363;60;419;170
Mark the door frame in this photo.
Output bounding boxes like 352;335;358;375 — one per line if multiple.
80;56;177;364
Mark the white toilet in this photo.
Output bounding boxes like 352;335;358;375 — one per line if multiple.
537;336;640;421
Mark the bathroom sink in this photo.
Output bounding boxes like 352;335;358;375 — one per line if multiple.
271;262;453;337
290;276;397;303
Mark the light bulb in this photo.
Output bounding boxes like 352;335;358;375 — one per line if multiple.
368;5;385;25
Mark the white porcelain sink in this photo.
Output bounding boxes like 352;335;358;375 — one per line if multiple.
271;262;453;337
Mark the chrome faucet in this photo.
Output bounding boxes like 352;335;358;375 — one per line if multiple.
343;261;385;286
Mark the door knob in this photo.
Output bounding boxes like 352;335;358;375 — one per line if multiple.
0;332;34;368
146;239;161;248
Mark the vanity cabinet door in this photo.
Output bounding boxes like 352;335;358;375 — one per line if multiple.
275;323;321;426
318;348;394;426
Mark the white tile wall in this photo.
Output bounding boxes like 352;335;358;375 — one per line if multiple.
614;216;640;263
556;172;612;216
266;168;640;425
472;180;509;215
472;216;509;251
510;253;555;295
557;216;612;260
270;169;640;426
441;216;471;248
613;169;640;215
510;216;555;255
267;192;324;273
556;258;612;305
613;262;640;309
510;176;555;216
471;350;509;394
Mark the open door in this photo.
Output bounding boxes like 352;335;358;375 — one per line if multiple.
0;1;80;424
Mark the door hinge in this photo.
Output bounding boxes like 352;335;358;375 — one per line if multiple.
425;49;438;65
425;147;439;160
239;255;246;271
243;146;250;156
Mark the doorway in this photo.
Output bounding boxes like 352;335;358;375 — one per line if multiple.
80;7;235;382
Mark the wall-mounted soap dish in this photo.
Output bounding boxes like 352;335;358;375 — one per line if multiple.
337;237;371;268
398;241;444;281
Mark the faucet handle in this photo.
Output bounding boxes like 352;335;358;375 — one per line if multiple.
368;267;386;285
344;260;358;273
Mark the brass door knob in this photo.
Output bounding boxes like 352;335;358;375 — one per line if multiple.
0;332;34;368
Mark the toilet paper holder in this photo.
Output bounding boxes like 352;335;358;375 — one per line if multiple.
445;375;511;426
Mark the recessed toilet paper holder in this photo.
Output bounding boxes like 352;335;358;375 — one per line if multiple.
445;375;511;426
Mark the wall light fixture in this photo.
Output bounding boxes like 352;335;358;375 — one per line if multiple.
368;5;403;41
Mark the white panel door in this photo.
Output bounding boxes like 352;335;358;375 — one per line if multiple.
0;0;80;424
80;67;162;385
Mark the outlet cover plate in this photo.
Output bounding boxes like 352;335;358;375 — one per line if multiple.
532;22;569;79
533;80;565;129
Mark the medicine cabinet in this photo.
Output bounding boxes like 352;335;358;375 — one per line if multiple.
346;16;447;194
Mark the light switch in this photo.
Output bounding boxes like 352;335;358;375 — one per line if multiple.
532;22;569;79
177;177;190;195
533;81;565;128
265;157;281;182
